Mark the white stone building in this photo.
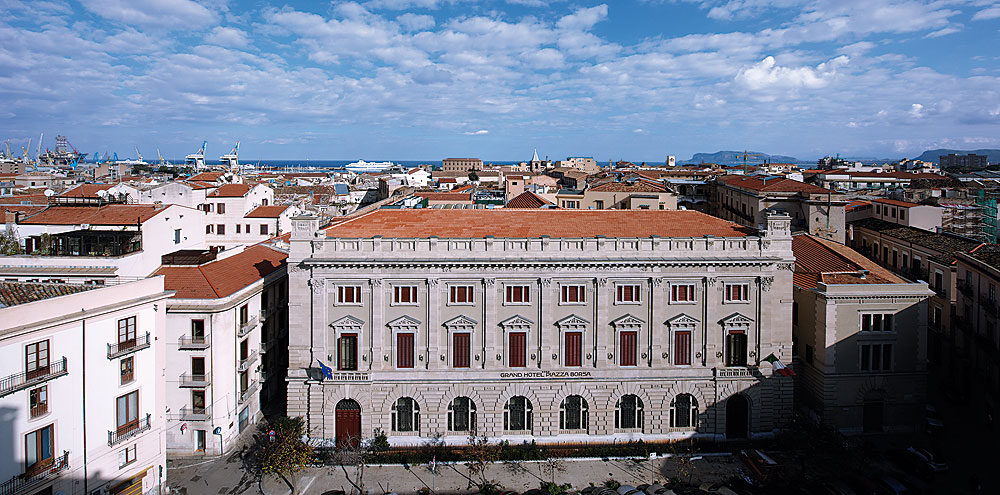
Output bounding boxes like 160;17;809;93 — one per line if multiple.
203;184;274;250
287;209;795;446
0;278;170;495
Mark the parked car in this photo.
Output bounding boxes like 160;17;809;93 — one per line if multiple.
924;405;944;433
907;446;948;474
874;476;911;495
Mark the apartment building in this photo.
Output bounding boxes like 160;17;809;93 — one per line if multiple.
287;209;795;446
867;199;942;232
0;278;170;495
555;179;677;210
950;246;1000;423
713;175;848;243
154;244;288;456
202;183;274;250
810;171;943;192
791;234;932;433
442;158;483;173
3;203;206;284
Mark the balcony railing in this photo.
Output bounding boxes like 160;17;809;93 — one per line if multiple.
959;280;975;297
0;357;68;399
239;382;259;405
179;372;211;388
714;366;761;379
237;316;259;338
179;406;211;421
238;350;259;372
108;332;151;359
0;450;69;495
108;413;152;446
178;334;210;350
30;402;48;418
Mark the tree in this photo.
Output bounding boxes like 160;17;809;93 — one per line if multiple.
332;428;388;494
468;171;480;182
0;228;22;255
257;417;314;493
464;434;502;495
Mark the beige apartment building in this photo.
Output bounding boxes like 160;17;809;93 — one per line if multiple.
442;158;483;173
792;234;931;433
286;209;796;446
713;175;848;243
556;179;677;210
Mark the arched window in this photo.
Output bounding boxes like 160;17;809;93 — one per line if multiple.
504;396;533;431
669;394;698;428
447;396;476;433
559;395;589;431
615;394;644;430
391;397;420;433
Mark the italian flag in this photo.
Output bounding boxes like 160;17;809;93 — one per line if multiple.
763;353;795;376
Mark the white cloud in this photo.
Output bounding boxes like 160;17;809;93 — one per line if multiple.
925;26;961;38
206;26;249;48
972;6;1000;21
79;0;216;28
909;103;925;118
463;129;489;135
735;55;848;96
397;13;435;31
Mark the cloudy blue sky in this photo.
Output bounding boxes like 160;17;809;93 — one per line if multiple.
1;0;999;161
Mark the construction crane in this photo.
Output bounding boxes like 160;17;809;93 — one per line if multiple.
135;146;144;163
156;148;166;166
21;138;33;169
739;150;766;174
36;133;43;160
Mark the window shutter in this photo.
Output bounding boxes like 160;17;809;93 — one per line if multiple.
565;332;582;367
510;332;526;367
397;333;414;368
674;331;691;365
453;333;470;368
620;331;637;366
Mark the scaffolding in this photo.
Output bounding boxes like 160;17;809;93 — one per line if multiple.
976;189;998;243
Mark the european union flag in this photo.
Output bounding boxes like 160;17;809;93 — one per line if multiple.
316;359;333;380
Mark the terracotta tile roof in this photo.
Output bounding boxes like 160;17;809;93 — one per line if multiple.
184;181;216;190
20;204;173;225
850;218;984;265
792;233;907;289
589;180;669;193
1;204;46;217
153;245;287;299
718;175;833;194
0;194;48;205
60;184;114;198
873;198;922;208
188;172;224;182
846;200;872;212
414;192;473;201
0;281;97;308
841;172;943;179
245;205;290;218
208;184;252;197
325;209;754;238
452;184;475;192
505;191;553;209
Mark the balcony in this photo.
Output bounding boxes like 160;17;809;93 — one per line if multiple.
179;406;211;421
714;366;761;379
178;334;210;350
108;332;151;359
108;413;152;446
0;450;69;495
30;402;48;418
983;295;1000;315
238;350;259;372
959;279;975;297
0;357;68;399
238;382;259;405
178;372;211;388
237;316;259;338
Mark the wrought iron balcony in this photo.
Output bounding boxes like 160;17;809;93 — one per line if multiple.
108;413;152;446
0;357;68;399
0;450;69;495
178;334;210;350
239;382;259;405
178;372;211;388
108;332;151;359
179;406;211;421
238;350;259;372
237;316;259;338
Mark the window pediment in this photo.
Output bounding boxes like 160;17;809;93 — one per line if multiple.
666;313;699;327
330;315;365;328
500;314;534;328
443;314;478;328
721;312;753;327
555;314;590;328
610;313;644;328
387;315;422;328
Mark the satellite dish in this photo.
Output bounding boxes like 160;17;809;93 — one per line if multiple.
97;189;109;198
44;189;54;197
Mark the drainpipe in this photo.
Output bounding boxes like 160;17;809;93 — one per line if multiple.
82;316;88;494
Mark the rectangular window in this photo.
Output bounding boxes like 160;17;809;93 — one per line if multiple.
673;330;691;366
616;284;641;304
191;320;205;339
116;390;139;434
216;224;225;235
192;390;206;413
561;284;586;304
245;224;250;233
397;333;414;369
240;370;249;394
726;330;748;366
29;386;48;418
509;332;527;368
24;425;53;472
120;356;134;385
565;331;582;367
260;224;268;235
934;271;943;291
393;285;418;305
337;285;362;304
118;316;137;345
338;334;358;371
620;331;637;366
724;283;750;302
671;284;696;303
860;343;893;371
174;229;181;244
449;285;474;304
236;224;241;234
239;304;249;326
861;313;894;332
505;285;530;304
206;225;213;234
120;444;137;468
25;340;50;380
217;203;225;214
453;333;471;368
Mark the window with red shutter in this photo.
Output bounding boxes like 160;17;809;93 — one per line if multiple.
509;332;527;368
453;333;470;368
620;331;637;366
397;333;414;368
565;332;582;367
674;330;691;365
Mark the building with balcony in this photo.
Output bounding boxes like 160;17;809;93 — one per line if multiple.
791;233;932;434
287;209;796;447
154;244;288;456
712;175;848;243
950;246;1000;424
0;278;170;495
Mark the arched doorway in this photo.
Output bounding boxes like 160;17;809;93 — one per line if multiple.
725;394;749;439
335;399;362;448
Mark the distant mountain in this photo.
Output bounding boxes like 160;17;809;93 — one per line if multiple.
682;151;800;165
914;149;1000;164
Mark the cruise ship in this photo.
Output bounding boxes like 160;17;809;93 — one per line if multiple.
345;159;397;173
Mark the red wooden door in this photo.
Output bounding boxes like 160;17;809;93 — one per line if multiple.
335;400;361;448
